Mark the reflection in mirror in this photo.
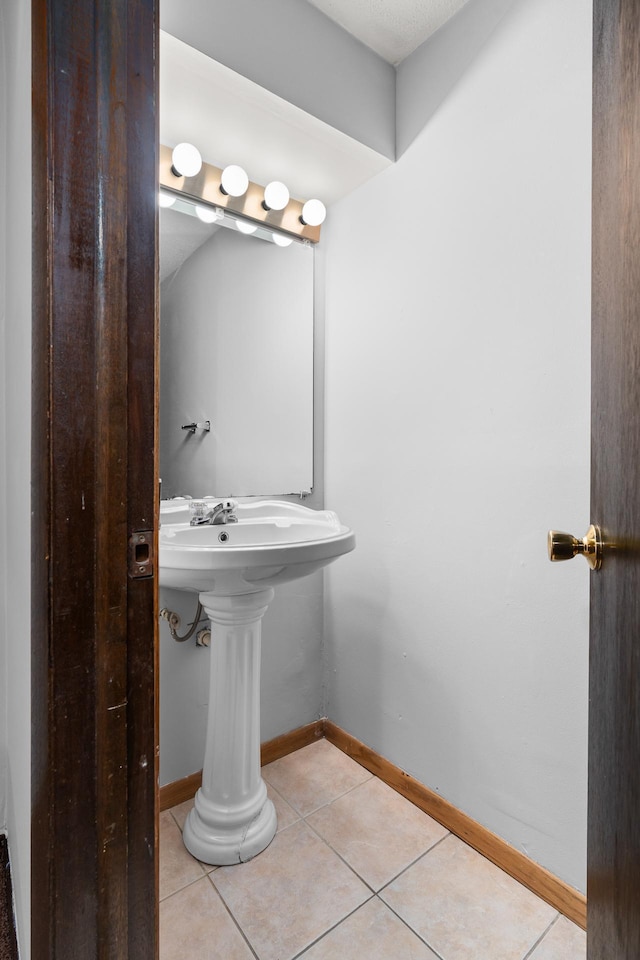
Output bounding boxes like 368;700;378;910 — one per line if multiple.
159;198;314;498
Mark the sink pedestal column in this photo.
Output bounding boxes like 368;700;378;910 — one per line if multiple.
183;588;277;865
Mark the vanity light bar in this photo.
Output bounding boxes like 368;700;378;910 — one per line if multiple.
159;144;323;243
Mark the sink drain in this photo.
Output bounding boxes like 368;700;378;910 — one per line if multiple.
218;531;230;543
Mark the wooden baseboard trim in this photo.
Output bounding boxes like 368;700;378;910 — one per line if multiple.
159;770;202;813
159;719;325;812
261;719;326;766
324;720;586;930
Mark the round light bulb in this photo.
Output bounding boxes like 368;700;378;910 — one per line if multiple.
195;204;220;224
171;142;202;178
220;165;249;198
236;219;258;235
158;190;176;208
263;181;290;211
300;198;326;227
272;233;293;247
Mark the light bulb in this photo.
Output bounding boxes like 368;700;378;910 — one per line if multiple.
220;165;249;198
171;142;202;178
263;181;290;211
236;219;257;235
300;198;326;226
195;204;220;224
158;191;176;208
272;233;293;247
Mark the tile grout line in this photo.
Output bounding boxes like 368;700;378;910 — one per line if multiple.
373;894;447;960
302;807;452;896
372;834;455;960
292;800;455;959
168;788;372;960
289;892;378;960
168;806;193;837
159;815;208;903
520;913;561;960
158;870;210;905
162;805;260;958
205;873;261;960
376;831;562;960
262;770;375;821
262;749;457;913
301;816;378;896
377;831;452;895
266;779;296;810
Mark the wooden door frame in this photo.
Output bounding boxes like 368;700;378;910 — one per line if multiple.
31;0;159;956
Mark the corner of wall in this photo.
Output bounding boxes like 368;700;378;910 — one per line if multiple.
396;0;517;156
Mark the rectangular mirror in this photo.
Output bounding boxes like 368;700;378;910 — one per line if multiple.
160;199;314;497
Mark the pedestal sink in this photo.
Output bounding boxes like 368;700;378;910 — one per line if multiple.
159;499;355;865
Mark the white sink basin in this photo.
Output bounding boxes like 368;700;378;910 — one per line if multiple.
159;499;355;595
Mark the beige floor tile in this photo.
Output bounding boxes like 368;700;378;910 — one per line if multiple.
262;739;372;816
168;796;194;832
212;819;371;960
267;781;300;830
528;915;586;960
159;810;205;900
166;799;216;875
307;777;449;890
300;897;441;960
381;834;557;960
160;875;254;960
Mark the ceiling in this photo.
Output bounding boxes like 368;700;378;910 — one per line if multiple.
304;0;472;65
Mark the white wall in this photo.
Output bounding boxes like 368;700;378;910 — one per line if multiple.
0;0;32;953
324;0;591;893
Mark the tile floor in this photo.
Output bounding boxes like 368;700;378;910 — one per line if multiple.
160;739;587;960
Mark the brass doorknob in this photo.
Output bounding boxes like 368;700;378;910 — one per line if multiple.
547;524;603;570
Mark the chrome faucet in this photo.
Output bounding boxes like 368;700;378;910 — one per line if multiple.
189;499;238;526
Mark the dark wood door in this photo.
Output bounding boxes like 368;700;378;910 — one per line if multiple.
31;0;159;956
588;0;640;956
